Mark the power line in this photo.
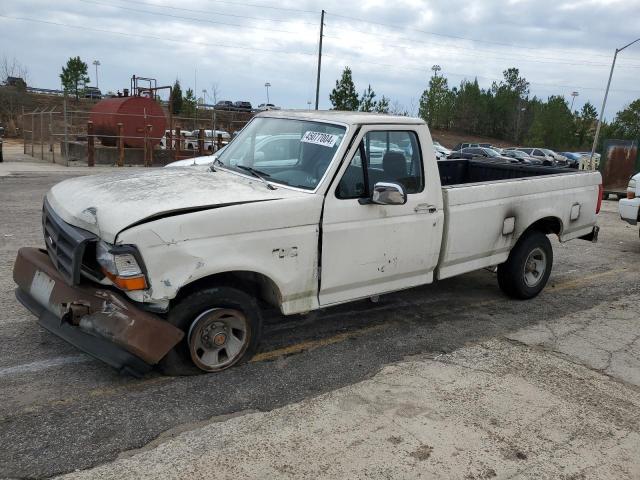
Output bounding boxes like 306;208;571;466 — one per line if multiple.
323;27;640;69
0;14;317;56
198;0;316;15
109;0;317;26
323;34;640;70
320;52;639;94
325;11;640;63
78;0;310;36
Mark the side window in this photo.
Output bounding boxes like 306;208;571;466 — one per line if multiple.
533;149;543;156
336;130;423;199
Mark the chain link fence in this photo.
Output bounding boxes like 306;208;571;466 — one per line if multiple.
21;98;252;166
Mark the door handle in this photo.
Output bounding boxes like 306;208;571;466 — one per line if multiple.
415;204;437;214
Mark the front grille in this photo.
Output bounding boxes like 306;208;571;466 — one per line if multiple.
42;198;97;285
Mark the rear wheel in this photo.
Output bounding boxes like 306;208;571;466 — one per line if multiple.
159;287;262;375
497;231;553;299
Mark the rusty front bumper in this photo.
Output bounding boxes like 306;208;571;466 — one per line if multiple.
13;247;184;377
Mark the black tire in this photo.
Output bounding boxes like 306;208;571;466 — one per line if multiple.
159;286;262;376
497;230;553;300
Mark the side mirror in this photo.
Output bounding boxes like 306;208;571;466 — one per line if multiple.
370;182;407;205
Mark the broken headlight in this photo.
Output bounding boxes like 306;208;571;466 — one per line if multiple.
96;241;148;291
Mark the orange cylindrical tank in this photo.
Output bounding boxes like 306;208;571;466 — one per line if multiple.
90;96;166;148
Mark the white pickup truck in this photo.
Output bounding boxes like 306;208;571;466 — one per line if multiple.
619;172;640;235
13;111;602;376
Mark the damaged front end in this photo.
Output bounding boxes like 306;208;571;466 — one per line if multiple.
13;247;183;377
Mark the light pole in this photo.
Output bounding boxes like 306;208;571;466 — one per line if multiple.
307;100;311;110
570;91;579;112
264;82;271;104
92;60;101;88
589;37;640;169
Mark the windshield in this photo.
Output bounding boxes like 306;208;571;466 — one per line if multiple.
216;117;347;190
483;148;500;157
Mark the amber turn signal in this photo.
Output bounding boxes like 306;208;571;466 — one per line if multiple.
102;269;148;291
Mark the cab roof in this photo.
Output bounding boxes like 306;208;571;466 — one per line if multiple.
256;109;425;126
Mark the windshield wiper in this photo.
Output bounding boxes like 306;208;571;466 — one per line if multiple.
236;165;277;190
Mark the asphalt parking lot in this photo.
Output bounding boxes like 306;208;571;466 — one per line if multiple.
1;166;639;479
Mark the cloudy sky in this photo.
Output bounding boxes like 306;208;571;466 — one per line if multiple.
2;0;639;119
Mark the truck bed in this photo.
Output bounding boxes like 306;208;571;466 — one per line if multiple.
437;158;573;186
435;159;602;280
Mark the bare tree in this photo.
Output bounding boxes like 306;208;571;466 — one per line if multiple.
389;100;408;116
1;56;29;85
407;96;418;118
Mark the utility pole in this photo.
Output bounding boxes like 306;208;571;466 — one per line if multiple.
314;9;325;110
589;37;640;169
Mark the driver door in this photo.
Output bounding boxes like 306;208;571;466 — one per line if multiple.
319;126;443;306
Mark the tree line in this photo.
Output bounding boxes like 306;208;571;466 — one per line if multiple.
329;65;640;151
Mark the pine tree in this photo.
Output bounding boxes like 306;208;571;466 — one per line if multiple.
182;88;196;118
329;67;359;111
60;57;90;100
359;84;377;112
375;96;390;114
171;79;183;115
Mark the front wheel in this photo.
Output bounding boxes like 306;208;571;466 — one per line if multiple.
159;286;262;375
497;231;553;299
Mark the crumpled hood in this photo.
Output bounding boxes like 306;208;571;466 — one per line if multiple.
47;167;302;243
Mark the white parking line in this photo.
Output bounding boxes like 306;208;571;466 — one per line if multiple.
0;355;91;377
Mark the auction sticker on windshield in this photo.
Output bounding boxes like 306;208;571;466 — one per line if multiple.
301;131;339;148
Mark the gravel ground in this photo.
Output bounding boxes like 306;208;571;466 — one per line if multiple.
0;164;638;479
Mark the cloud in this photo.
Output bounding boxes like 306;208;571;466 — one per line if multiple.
2;0;639;119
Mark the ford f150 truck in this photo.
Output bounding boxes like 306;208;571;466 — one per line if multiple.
13;111;602;376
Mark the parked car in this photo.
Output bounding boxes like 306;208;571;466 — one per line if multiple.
458;147;517;163
539;148;568;166
159;130;191;150
512;148;556;166
13;111;602;376
184;130;232;151
502;149;543;165
84;87;102;100
214;100;235;111
619;172;640;235
258;103;280;111
452;142;479;151
234;101;252;112
559;152;583;169
433;141;451;160
165;145;228;168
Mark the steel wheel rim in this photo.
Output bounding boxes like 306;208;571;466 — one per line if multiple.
523;247;547;287
188;308;249;371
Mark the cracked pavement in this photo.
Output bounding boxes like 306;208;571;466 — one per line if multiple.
1;166;640;479
60;300;640;479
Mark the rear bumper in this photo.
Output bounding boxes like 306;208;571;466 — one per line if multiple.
13;247;184;376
